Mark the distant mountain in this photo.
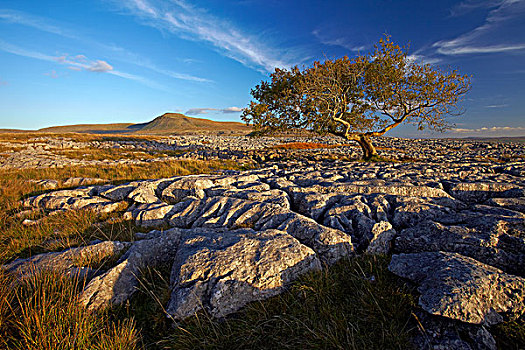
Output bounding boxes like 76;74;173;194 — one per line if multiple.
136;113;250;134
22;113;251;135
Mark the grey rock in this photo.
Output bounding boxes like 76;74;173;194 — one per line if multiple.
135;203;175;228
81;228;182;310
161;176;214;203
366;221;397;254
273;213;354;264
485;197;525;213
389;252;525;325
99;184;136;201
166;228;321;320
447;182;523;203
4;241;130;280
395;220;525;275
391;196;464;228
128;181;162;204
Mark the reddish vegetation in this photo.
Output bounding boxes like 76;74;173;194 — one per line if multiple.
272;142;354;150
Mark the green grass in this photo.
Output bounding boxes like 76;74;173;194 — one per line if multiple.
118;255;417;349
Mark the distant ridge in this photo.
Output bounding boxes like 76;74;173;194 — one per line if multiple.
13;113;251;135
136;113;250;134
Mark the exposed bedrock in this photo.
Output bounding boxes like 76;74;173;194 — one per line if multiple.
167;228;321;319
8;159;524;337
389;252;525;325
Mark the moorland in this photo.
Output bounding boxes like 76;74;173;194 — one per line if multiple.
0;116;524;349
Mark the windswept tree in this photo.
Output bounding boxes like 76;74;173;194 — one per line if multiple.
242;36;471;160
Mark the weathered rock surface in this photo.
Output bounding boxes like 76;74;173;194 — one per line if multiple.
389;252;525;325
3;136;525;348
3;241;130;280
167;228;321;319
81;228;182;310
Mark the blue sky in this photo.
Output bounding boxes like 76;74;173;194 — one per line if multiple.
0;0;524;137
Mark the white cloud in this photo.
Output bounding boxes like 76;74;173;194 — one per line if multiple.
406;54;442;65
54;54;114;73
434;0;525;55
221;107;243;113
186;107;244;115
86;60;113;72
114;0;302;72
450;126;525;136
1;9;211;83
0;40;165;90
186;108;217;115
485;104;509;108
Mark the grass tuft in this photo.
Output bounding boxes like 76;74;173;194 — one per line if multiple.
1;268;138;350
123;255;417;349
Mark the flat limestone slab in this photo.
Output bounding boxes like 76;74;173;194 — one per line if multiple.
389;251;525;325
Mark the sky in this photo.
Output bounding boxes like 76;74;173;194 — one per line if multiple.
0;0;524;138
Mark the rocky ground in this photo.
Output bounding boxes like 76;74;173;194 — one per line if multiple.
2;135;525;349
1;134;523;169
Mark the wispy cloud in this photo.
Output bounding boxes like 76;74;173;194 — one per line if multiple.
186;106;244;115
55;54;114;72
434;0;525;55
0;79;7;86
0;40;165;90
0;8;76;38
186;108;217;115
449;0;504;17
108;70;166;90
406;53;442;65
312;29;366;52
0;8;211;83
113;0;301;72
485;104;509;108
44;70;59;79
450;126;525;136
0;39;56;62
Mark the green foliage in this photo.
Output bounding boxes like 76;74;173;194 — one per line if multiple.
242;35;471;159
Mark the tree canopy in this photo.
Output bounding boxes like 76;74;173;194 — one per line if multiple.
241;36;471;160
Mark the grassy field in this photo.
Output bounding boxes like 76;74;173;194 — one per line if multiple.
0;135;523;349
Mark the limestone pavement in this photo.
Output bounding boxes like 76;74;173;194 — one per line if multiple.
2;136;524;349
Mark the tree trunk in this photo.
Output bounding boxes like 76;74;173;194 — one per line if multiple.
356;135;378;160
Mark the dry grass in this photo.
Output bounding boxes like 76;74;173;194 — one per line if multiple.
0;132;164;144
0;145;247;348
0;268;138;350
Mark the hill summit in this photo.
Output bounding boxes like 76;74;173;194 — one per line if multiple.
34;113;251;135
136;113;250;134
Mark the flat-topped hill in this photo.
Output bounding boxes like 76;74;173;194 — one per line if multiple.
32;113;251;135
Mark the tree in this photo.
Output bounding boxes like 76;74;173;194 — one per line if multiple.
241;36;471;160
